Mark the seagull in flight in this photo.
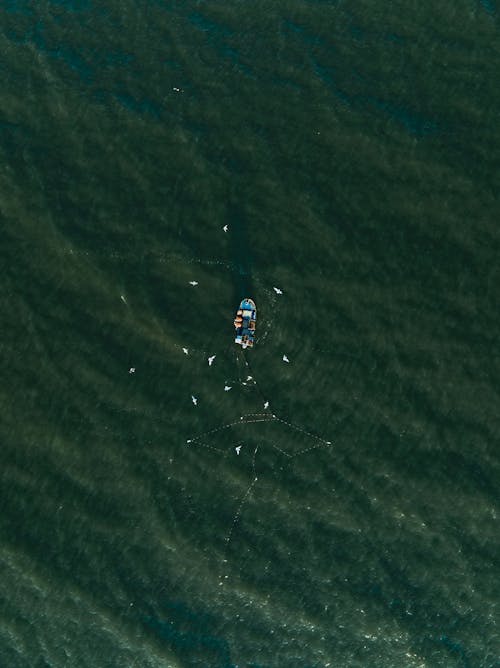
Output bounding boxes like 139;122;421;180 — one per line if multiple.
189;281;198;286
224;385;232;391
182;347;189;355
273;287;283;295
191;395;198;405
208;355;216;366
223;225;228;232
235;445;242;455
264;401;269;409
282;354;290;363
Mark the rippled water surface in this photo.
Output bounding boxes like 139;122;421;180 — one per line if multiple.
1;1;499;666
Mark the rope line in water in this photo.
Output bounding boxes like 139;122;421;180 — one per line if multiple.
186;413;276;445
178;247;337;574
218;446;259;586
224;446;259;546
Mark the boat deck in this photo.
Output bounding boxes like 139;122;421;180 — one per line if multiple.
234;298;256;348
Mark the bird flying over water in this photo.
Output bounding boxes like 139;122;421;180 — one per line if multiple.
235;445;242;455
182;347;189;355
224;385;232;391
208;355;216;366
264;401;269;409
223;225;228;232
273;287;283;295
191;395;198;405
189;281;198;286
282;355;290;363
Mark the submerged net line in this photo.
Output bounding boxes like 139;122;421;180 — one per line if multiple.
175;209;339;568
186;414;333;455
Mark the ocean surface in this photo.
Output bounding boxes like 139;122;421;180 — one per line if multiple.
1;1;499;666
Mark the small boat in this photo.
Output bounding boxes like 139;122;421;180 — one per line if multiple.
234;298;256;348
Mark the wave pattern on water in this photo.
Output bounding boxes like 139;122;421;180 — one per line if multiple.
1;0;500;666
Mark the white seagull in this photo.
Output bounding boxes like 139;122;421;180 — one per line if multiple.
282;355;290;363
223;225;229;232
273;287;283;295
182;347;189;355
191;395;198;405
224;385;232;391
264;401;269;409
235;445;242;455
208;355;216;366
189;281;198;286
129;367;136;374
246;375;253;381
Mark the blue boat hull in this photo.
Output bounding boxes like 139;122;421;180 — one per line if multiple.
234;298;256;348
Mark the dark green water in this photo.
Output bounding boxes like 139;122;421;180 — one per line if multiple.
1;1;499;666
